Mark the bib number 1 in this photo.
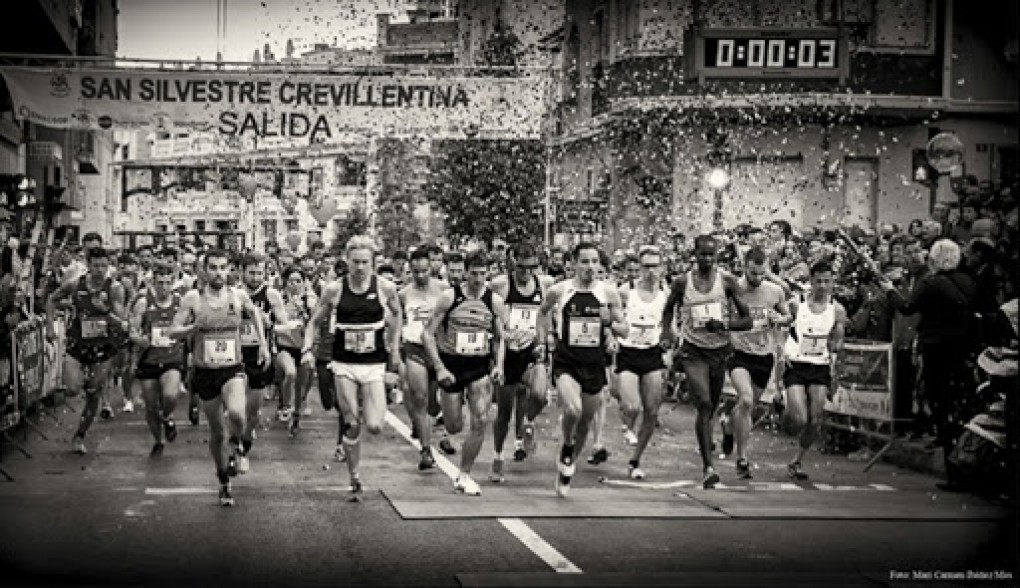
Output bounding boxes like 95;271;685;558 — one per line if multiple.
456;332;488;356
204;338;237;366
344;330;377;354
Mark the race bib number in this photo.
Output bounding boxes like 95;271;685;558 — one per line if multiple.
507;304;539;335
81;318;108;339
343;330;377;354
455;331;488;356
402;320;425;344
567;318;601;348
628;322;659;347
150;325;173;348
690;302;723;329
749;307;770;331
203;337;238;366
800;334;828;357
240;321;261;346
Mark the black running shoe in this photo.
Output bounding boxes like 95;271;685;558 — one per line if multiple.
438;438;456;456
736;458;752;479
788;461;809;480
702;467;720;489
586;447;609;465
513;447;527;462
163;418;178;443
418;448;436;471
348;479;364;503
150;442;164;457
219;484;235;507
226;450;239;477
288;417;300;438
189;403;200;426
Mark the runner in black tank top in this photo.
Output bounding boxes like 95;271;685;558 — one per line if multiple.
301;237;403;502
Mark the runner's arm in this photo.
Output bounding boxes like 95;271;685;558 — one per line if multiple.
830;302;847;356
490;293;508;374
535;285;560;353
238;290;269;353
268;288;292;333
660;276;685;345
110;281;128;322
381;280;403;367
303;282;338;353
128;297;149;347
45;281;76;337
422;291;453;373
604;286;629;340
169;291;198;338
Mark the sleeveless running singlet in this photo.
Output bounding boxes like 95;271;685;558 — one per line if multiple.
139;291;184;366
241;284;273;349
679;270;730;349
191;288;244;370
331;276;387;365
504;276;543;351
554;281;610;365
437;285;494;357
619;284;668;350
730;279;785;357
784;300;836;365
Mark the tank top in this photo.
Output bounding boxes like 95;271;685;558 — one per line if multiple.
730;279;785;357
139;291;185;366
785;299;836;365
401;283;440;346
437;284;494;357
68;276;122;347
240;284;273;349
331;276;387;365
191;288;244;369
555;281;611;366
504;275;543;351
620;284;668;350
277;290;314;349
679;269;730;350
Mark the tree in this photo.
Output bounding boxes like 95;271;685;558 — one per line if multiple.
423;139;545;246
374;139;426;255
332;203;370;252
477;21;522;69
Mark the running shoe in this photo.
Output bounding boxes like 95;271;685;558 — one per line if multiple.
334;444;347;462
522;423;536;454
189;402;200;426
489;459;505;483
122;400;135;414
556;451;575;497
788;461;809;480
587;446;609;465
454;474;482;496
226;445;240;477
438;438;456;456
150;442;164;457
702;467;720;489
163;418;178;443
277;407;293;422
100;404;113;420
513;439;527;462
71;435;87;455
418;447;435;471
736;458;752;479
628;460;645;480
219;484;235;507
348;479;364;502
622;426;638;446
288;417;300;438
236;452;250;475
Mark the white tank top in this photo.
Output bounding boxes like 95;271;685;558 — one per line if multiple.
620;285;668;350
679;269;730;349
785;300;836;365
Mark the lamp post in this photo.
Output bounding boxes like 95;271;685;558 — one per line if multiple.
706;166;730;232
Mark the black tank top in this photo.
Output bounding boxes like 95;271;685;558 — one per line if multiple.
241;284;273;349
331;276;387;364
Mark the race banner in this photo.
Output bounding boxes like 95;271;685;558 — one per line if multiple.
0;67;545;138
825;340;894;421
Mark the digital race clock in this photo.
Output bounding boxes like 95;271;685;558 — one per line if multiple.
689;28;848;83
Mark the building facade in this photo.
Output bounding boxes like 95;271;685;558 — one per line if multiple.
1;0;120;245
547;0;1018;251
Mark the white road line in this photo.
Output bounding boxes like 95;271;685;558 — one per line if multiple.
498;518;583;574
383;410;583;575
145;487;216;495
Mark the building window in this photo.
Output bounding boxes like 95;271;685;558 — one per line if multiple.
194;220;206;233
310;166;324;196
262;219;277;244
285;219;299;233
336;155;367;187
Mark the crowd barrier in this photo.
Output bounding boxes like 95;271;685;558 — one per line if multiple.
823;339;909;471
0;316;67;481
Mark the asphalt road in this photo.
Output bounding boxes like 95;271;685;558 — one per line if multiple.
0;386;1015;587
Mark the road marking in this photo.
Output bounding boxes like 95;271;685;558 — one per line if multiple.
145;487;216;495
384;410;583;575
602;477;896;492
498;518;583;574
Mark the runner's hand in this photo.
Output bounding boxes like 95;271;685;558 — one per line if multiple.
301;350;315;366
258;345;272;368
436;367;456;388
490;366;504;387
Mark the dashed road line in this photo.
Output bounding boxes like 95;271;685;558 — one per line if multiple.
383;410;584;575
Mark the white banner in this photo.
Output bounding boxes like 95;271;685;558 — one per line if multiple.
825;341;894;421
0;67;545;139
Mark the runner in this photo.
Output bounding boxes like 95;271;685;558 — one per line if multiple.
301;235;402;502
537;242;628;497
239;253;288;470
114;252;142;414
311;256;350;463
488;242;552;482
398;247;448;471
276;266;317;433
616;245;670;479
46;247;130;454
661;234;754;488
586;249;622;466
781;259;847;480
422;251;507;495
169;249;271;507
129;262;186;457
726;247;791;479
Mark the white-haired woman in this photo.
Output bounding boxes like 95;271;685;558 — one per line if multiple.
871;239;978;490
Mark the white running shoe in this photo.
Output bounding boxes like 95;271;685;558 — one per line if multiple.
622;427;638;446
301;405;313;417
72;436;87;455
122;400;134;414
334;444;347;462
236;453;250;475
628;464;646;480
454;474;482;496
